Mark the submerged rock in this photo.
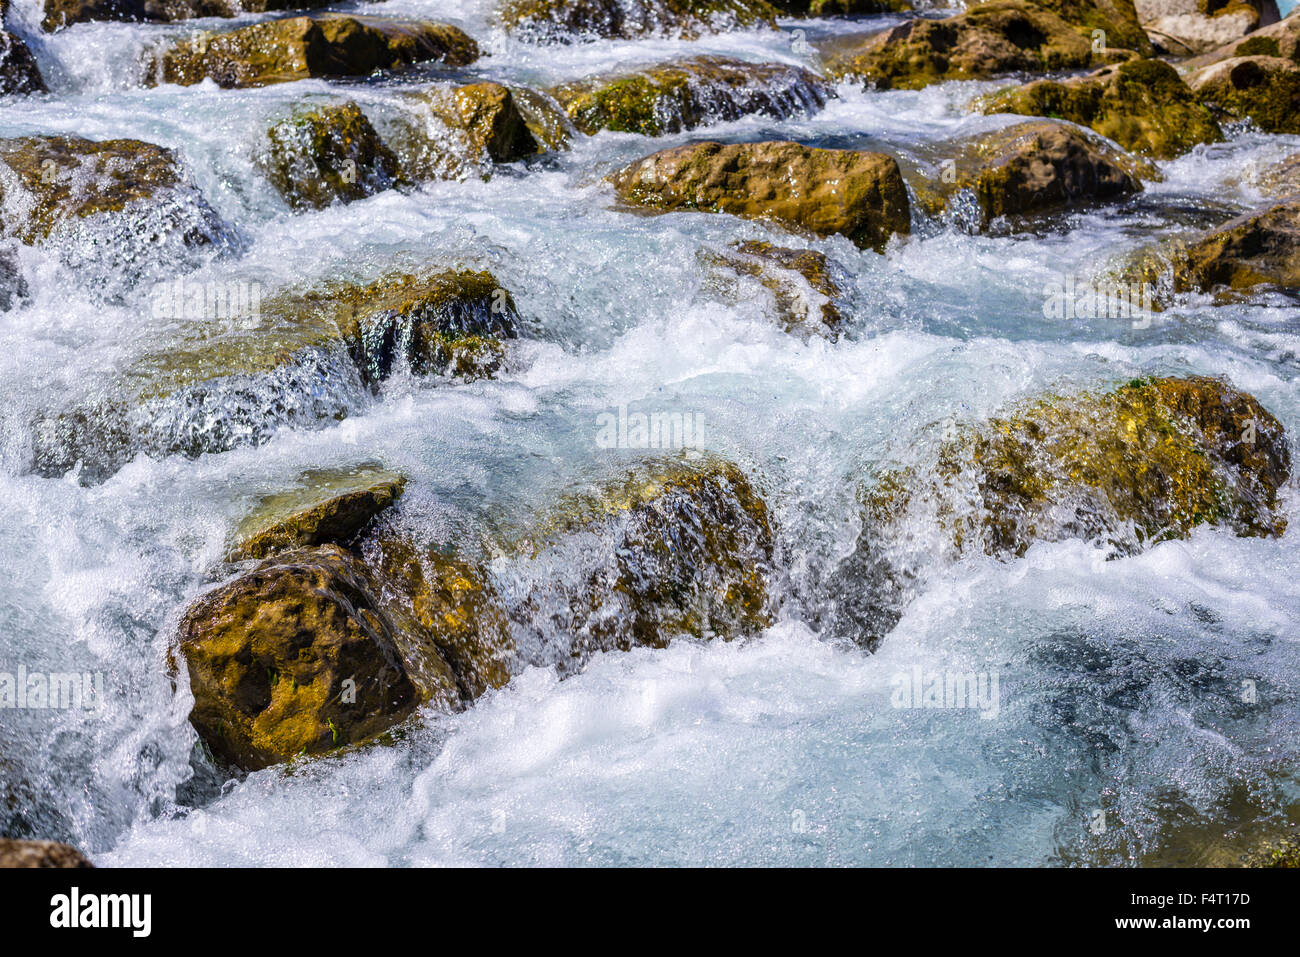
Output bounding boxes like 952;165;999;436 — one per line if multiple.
177;544;430;771
517;457;775;664
0;839;93;867
147;15;479;89
908;120;1146;231
978;58;1223;159
822;0;1142;90
499;0;777;43
230;465;406;561
1187;54;1300;134
550;55;833;136
30;268;521;480
832;376;1290;647
609;140;910;251
262;101;402;211
703;240;849;333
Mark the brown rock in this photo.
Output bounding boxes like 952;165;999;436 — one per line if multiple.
0;839;93;867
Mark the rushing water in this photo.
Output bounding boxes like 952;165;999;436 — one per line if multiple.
2;0;1299;866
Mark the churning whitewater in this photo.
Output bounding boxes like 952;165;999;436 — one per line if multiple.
1;0;1298;867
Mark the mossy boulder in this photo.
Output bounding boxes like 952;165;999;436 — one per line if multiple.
821;0;1143;90
41;0;333;31
30;268;521;480
147;15;479;89
387;82;539;181
1;23;45;96
230;465;406;561
499;0;778;43
978;58;1224;159
832;376;1290;646
609;140;911;251
435;82;539;164
550;55;833;137
522;458;775;661
1187;55;1300;133
703;240;849;333
178;544;431;770
262;101;401;211
908;120;1146;231
0;839;93;867
0;135;225;246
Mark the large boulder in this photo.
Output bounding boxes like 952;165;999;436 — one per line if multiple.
978;58;1223;159
262;101;401;211
0;839;92;867
230;465;406;561
1186;54;1300;133
42;0;333;31
821;0;1147;90
1136;0;1280;55
831;376;1290;646
30;268;521;480
609;140;911;251
147;15;479;89
702;240;850;334
177;544;431;770
518;458;775;663
907;120;1147;231
550;55;833;137
1179;9;1300;63
499;0;777;43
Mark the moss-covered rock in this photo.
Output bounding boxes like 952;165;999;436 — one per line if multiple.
0;839;93;867
387;82;540;181
908;119;1146;231
703;240;849;333
509;86;579;151
550;55;833;136
30;268;521;480
262;101;401;211
978;58;1224;159
609;140;911;251
832;376;1290;646
1;21;46;96
521;457;775;661
822;0;1145;90
230;465;406;561
0;135;225;247
499;0;778;43
147;15;479;89
41;0;332;31
1187;54;1300;133
177;544;434;770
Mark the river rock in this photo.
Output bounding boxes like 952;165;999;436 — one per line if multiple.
509;86;579;151
704;240;849;333
147;15;479;89
831;375;1290;647
1136;0;1279;55
609;140;911;251
550;55;833;137
263;101;401;211
978;58;1223;159
230;465;406;561
1;13;45;96
387;82;539;181
178;544;433;770
1255;150;1300;197
1180;9;1300;65
499;0;777;43
0;839;93;867
1186;54;1300;133
821;0;1146;90
908;120;1146;231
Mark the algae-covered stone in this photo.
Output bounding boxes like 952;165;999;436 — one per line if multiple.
523;457;775;661
704;240;849;333
509;86;579;151
387;82;539;181
1187;54;1300;133
821;0;1137;90
148;15;479;89
610;140;910;251
0;839;93;867
231;466;406;561
177;544;432;770
908;120;1145;230
1;24;45;96
263;101;401;211
0;135;226;246
437;82;539;163
1252;838;1300;867
42;0;332;31
978;58;1223;159
499;0;778;43
832;376;1290;646
550;55;833;136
